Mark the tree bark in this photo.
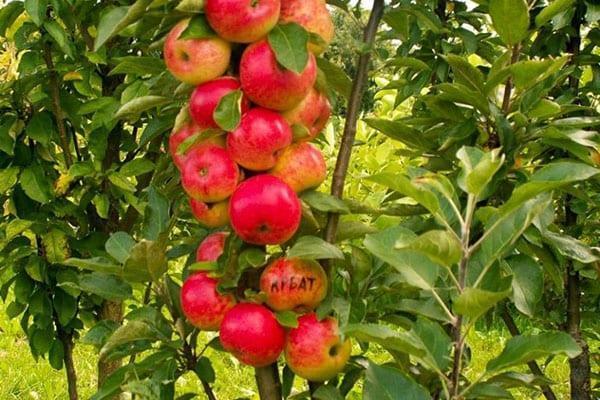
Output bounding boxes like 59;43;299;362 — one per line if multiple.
60;332;79;400
97;301;123;391
255;364;282;400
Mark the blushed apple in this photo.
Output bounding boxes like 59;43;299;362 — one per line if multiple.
282;88;331;142
189;77;250;129
164;19;231;85
181;272;236;331
227;108;292;171
169;123;226;169
269;142;326;192
280;0;334;55
196;231;228;262
240;39;317;111
191;198;230;229
205;0;280;43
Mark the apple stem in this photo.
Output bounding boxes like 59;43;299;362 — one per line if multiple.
255;363;282;400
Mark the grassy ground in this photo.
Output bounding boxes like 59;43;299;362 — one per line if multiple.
0;306;580;400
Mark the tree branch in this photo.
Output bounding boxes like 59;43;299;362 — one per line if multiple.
255;364;282;400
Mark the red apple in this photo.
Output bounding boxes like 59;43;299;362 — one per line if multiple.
196;232;229;262
181;272;236;331
284;313;351;381
189;77;250;129
169;123;226;169
282;88;331;142
240;39;317;111
280;0;334;55
220;303;285;367
227;108;293;171
164;19;231;85
181;144;240;202
205;0;280;43
229;175;301;245
190;198;230;228
269;143;326;193
260;258;327;312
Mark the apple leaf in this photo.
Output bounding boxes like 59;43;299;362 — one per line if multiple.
179;15;215;40
276;311;300;328
214;90;243;131
287;236;344;260
176;0;205;13
268;23;310;74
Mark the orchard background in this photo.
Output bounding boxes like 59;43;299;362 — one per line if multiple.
1;0;600;399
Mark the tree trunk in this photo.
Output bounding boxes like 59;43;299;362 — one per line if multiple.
61;333;79;400
255;364;282;400
97;301;124;393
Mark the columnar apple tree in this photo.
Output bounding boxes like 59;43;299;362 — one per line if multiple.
0;0;599;399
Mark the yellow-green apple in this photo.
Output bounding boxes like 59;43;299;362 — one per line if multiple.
220;303;285;367
284;313;351;381
181;144;240;202
279;0;334;55
269;143;326;192
240;39;317;110
227;108;293;171
205;0;280;43
196;231;228;261
189;77;251;129
282;88;331;141
181;272;236;331
260;258;327;312
190;198;230;228
169;123;226;169
164;19;231;85
229;174;301;245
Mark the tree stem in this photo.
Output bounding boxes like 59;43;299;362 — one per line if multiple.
60;332;79;400
255;364;282;400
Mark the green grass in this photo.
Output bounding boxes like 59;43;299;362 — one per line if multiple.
0;309;580;399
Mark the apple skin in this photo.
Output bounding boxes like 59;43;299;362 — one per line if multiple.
181;144;240;202
227;108;293;171
269;143;326;193
282;88;331;142
280;0;334;55
260;258;327;312
169;123;226;169
220;303;286;367
196;231;228;261
229;175;301;245
205;0;280;43
181;272;236;331
189;77;251;129
284;313;351;382
190;198;230;229
164;19;231;85
240;40;317;111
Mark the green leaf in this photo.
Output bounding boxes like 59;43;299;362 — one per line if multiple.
24;0;47;27
20;164;53;204
108;172;136;192
42;229;69;264
43;20;74;58
25;111;55;146
507;254;543;317
344;324;424;358
445;55;485;93
64;257;122;274
0;116;17;156
49;339;64;370
511;58;569;90
120;158;155;177
389;6;444;34
268;23;310;74
53;288;77;326
6;218;32;240
176;0;206;13
81;321;120;349
313;385;344;400
535;0;576;26
124;240;166;282
287;236;344;260
363;362;432;400
466;383;512;399
194;357;215;384
486;332;581;373
489;0;529;46
115;96;170;119
78;272;132;301
142;186;170;241
551;116;600;128
276;311;300;328
540;230;600;264
364;118;431;150
238;247;267;269
456;147;504;197
454;286;511;322
94;0;153;50
529;99;561;119
317;57;351;100
99;320;157;360
0;167;20;193
0;2;24;37
386;57;431;72
179;15;215;40
31;329;54;355
398;229;461;267
214;89;242;131
105;232;136;264
412;317;452;373
109;56;166;76
302;191;350;214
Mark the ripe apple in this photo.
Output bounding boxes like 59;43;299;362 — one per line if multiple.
196;232;229;262
181;144;240;202
190;198;230;228
269;143;326;193
284;313;351;381
189;77;250;129
164;19;231;85
229;174;301;245
282;88;331;142
280;0;334;55
205;0;280;43
181;272;236;331
240;39;317;111
227;108;293;171
220;303;285;367
169;123;226;169
260;257;327;312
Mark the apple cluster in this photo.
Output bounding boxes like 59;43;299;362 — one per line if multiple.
164;0;350;384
